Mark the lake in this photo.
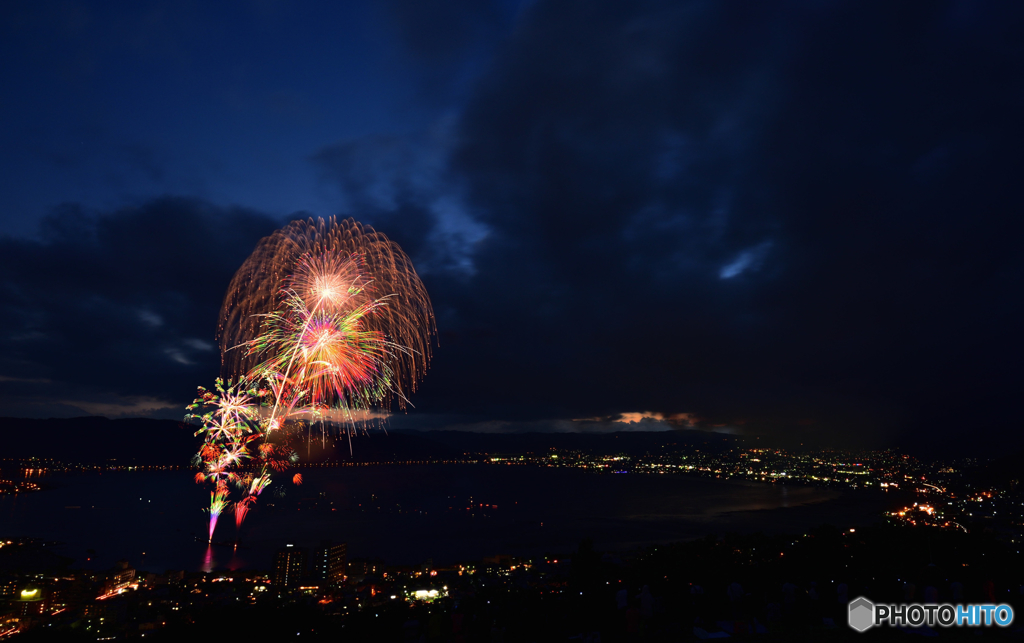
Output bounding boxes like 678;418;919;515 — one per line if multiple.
0;464;906;573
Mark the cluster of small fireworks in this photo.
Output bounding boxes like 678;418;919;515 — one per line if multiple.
188;218;434;541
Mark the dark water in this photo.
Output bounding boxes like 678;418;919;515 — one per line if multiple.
0;465;905;573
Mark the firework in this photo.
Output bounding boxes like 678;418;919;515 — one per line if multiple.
219;217;434;407
188;379;262;541
208;482;230;542
246;266;399;414
189;217;434;540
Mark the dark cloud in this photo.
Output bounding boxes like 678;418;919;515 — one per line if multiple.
317;0;1024;453
0;198;281;418
375;0;518;103
381;0;506;64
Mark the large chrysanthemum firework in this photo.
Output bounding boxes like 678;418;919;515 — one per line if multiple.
219;217;434;409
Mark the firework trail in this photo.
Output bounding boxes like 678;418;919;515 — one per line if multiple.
190;217;434;540
208;482;230;542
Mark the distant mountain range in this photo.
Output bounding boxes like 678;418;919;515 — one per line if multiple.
0;416;736;466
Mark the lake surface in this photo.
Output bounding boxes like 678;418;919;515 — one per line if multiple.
0;465;905;573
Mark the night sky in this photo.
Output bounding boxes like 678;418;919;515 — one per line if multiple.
1;1;1021;455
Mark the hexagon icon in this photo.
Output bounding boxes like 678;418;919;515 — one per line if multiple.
848;597;874;632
